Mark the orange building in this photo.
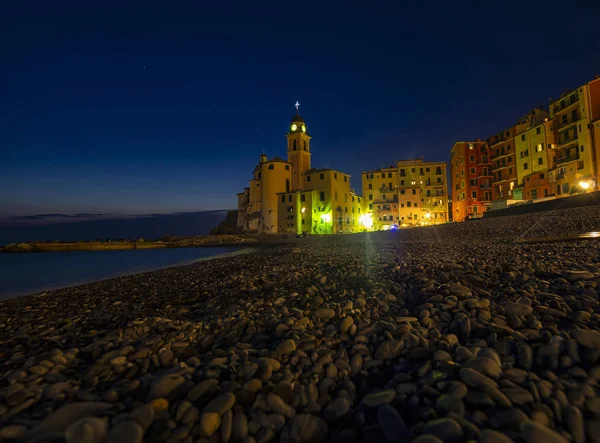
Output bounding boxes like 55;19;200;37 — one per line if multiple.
522;171;553;200
450;140;492;222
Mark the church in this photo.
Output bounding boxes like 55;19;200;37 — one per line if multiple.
236;104;368;234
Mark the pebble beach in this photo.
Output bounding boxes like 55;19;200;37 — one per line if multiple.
1;206;600;443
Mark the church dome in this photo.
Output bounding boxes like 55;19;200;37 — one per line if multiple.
291;115;304;123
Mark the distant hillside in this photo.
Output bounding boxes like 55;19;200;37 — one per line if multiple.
0;210;231;245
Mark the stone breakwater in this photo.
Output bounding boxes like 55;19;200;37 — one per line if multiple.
1;207;600;442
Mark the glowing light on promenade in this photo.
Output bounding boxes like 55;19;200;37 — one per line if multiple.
359;213;373;228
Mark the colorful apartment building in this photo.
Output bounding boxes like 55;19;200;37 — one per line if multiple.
362;159;448;228
361;165;398;229
513;109;555;201
549;77;600;196
450;140;492;222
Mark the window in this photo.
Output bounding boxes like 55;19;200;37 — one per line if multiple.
436;167;442;174
581;145;585;152
400;189;405;195
411;180;416;185
388;172;392;178
303;141;307;151
292;140;297;150
400;180;405;185
437;177;442;183
319;191;325;201
572;110;578;121
281;195;285;203
287;206;293;212
368;183;372;190
288;195;292;202
368;194;372;200
388;182;393;189
268;164;274;170
407;202;411;207
536;127;541;135
540;173;545;179
369;204;372;210
470;168;476;174
426;167;430;172
400;169;406;176
320;173;324;180
470;179;477;186
470;155;475;162
508;168;512;174
306;175;311;182
524;163;528;170
334;173;337;179
521;134;526;141
460;158;464;164
286;179;290;192
411;168;416;173
285;165;290;171
300;194;305;202
344;176;347;182
536;144;543;152
472;191;477;198
538;157;543;165
412;189;416;195
532;189;538;199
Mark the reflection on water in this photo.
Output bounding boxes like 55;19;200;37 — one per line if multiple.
0;247;238;299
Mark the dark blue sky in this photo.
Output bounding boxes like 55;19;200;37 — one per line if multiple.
2;1;599;215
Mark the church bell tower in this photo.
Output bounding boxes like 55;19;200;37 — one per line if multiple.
286;102;311;191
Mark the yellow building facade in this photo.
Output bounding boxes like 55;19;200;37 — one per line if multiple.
361;158;448;228
549;77;600;196
237;108;367;234
513;110;555;201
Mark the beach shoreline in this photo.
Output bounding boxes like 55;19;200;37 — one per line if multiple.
0;205;599;442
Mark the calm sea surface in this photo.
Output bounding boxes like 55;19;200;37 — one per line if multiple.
0;247;239;299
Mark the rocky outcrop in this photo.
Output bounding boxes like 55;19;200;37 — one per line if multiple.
210;210;241;235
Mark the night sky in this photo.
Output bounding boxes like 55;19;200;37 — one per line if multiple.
2;2;600;215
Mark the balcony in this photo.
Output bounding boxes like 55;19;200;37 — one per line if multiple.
552;94;579;114
556;136;578;149
479;184;492;189
555;153;580;166
555;117;579;130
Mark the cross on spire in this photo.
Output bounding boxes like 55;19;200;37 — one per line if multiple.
295;101;300;114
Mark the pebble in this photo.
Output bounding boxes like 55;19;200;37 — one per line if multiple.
203;393;236;415
363;389;396;407
323;397;350;421
280;414;328;443
422;418;464;442
199;412;221;437
377;404;408;443
105;420;143;443
520;420;569;443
